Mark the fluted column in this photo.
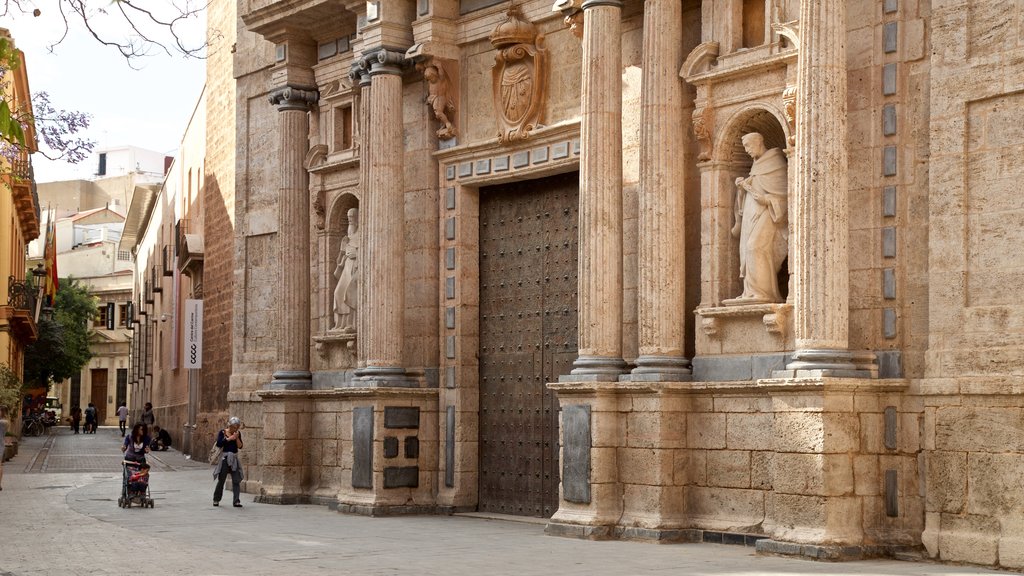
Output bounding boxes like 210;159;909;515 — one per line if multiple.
569;0;626;380
355;49;407;383
632;0;691;380
269;86;318;389
351;63;372;371
786;1;864;375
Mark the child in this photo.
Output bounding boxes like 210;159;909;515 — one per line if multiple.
128;463;150;494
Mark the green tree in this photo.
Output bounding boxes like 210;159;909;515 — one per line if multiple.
23;278;95;390
0;362;22;419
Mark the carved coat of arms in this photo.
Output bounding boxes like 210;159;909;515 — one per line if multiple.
490;6;546;144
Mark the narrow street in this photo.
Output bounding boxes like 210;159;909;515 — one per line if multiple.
0;426;1005;576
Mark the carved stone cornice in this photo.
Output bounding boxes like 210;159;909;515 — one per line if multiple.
269;85;319;111
580;0;622;7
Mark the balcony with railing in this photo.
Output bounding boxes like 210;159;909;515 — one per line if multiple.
9;149;41;241
3;274;40;343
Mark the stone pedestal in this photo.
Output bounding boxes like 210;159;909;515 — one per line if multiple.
569;0;625;381
255;391;312;504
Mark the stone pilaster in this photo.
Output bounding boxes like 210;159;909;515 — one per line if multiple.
568;0;626;380
355;49;409;385
631;0;691;381
268;86;318;390
785;0;868;376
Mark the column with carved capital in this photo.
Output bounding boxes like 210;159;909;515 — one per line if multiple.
349;63;372;370
632;0;690;380
568;0;625;380
269;86;318;389
354;49;408;384
785;1;870;376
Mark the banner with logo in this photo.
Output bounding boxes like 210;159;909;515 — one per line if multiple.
183;299;203;369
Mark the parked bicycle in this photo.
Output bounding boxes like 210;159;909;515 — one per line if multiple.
22;414;44;437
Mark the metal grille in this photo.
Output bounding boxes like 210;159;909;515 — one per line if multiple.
478;172;579;518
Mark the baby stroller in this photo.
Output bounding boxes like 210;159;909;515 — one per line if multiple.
118;460;154;508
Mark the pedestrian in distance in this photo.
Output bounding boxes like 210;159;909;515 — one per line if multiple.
140;402;155;428
212;416;244;508
116;402;129;436
70;406;81;434
122;423;150;464
84;403;97;434
150;425;171;451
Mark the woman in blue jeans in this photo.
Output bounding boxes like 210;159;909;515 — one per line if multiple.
212;416;244;507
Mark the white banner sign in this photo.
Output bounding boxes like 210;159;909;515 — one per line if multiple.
184;299;203;369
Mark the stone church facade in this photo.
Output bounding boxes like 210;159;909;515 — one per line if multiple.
224;0;1024;568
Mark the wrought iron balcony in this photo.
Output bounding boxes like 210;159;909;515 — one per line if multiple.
7;275;38;313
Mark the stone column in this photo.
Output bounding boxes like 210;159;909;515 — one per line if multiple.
631;0;691;381
269;86;318;389
355;49;408;384
785;1;865;375
350;63;373;370
569;0;626;380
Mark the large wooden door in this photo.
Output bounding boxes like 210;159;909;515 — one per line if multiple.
478;172;579;518
90;369;108;424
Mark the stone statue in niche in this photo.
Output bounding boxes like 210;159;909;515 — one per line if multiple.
332;207;360;332
421;61;456;140
724;132;789;305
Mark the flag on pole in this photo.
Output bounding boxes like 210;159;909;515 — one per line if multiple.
43;208;58;305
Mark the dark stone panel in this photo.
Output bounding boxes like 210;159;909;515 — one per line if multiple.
405;436;419;459
352;407;373;489
877;351;903;378
722;532;746;546
446;406;455;488
562;404;591;504
885;469;899;517
702;531;724;544
384;406;420;429
384;436;399;458
884;406;898;450
384;466;419;488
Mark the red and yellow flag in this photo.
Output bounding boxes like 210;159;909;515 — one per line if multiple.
43;208;58;304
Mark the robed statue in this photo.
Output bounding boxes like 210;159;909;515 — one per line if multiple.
333;208;360;332
725;132;789;305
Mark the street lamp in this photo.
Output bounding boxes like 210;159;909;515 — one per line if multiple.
31;264;51;323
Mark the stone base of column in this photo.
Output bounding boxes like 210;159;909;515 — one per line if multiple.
625;355;692;382
563;355;627;382
268;369;313;390
755;539;906;561
776;349;876;379
354;365;416;388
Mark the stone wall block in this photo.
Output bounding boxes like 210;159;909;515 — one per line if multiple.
714;396;772;413
771;453;854;496
935;407;1024;453
726;413;774;450
854;454;880;496
938;513;1000;566
618;447;673;486
312;411;338;439
590;409;626;448
687;486;766;530
706;450;751;489
750;451;773;490
626;410;662;448
590;446;619;484
860;413;885;453
966;452;1024;518
772;412;859;453
926;450;967;513
998;515;1024;570
686;449;707;486
688;412;726;449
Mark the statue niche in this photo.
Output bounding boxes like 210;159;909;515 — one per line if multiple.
332;207;360;333
490;5;547;144
723;132;789;305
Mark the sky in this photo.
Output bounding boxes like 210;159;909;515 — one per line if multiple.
4;2;207;182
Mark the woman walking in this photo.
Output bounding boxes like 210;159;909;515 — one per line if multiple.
212;416;244;508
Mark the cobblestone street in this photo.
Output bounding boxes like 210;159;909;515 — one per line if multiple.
0;427;1005;576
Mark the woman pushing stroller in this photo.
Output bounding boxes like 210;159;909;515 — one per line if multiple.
122;423;151;464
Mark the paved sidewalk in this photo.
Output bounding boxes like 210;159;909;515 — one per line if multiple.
0;428;1005;576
